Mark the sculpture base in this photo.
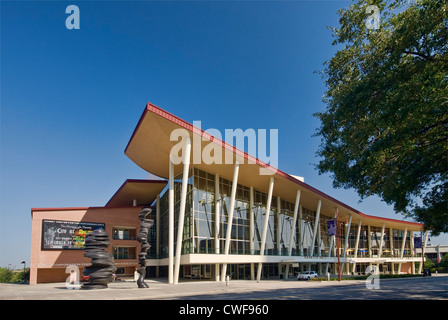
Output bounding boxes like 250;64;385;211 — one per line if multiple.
81;283;109;290
137;282;149;288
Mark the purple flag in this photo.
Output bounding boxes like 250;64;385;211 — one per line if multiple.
327;219;336;236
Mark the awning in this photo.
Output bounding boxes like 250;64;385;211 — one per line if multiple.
105;179;167;207
124;102;424;231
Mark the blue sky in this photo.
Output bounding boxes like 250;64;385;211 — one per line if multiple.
1;0;446;268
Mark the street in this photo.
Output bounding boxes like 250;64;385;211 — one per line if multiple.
171;275;448;300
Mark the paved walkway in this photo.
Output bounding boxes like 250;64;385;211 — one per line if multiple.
2;275;446;300
0;278;368;300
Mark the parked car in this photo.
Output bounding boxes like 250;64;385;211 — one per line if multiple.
297;271;318;281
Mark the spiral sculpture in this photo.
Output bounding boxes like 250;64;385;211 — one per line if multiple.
82;228;116;289
137;207;154;288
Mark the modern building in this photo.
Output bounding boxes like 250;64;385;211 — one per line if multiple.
30;180;166;284
417;245;448;265
30;102;429;284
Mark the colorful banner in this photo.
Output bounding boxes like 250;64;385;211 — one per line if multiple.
42;220;105;250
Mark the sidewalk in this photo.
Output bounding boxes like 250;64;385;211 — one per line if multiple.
2;274;445;300
0;278;367;300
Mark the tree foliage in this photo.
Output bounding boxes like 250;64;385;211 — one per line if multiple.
440;253;448;269
315;0;448;235
0;267;14;283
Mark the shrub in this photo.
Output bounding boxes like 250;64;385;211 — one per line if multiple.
0;267;29;283
0;268;14;283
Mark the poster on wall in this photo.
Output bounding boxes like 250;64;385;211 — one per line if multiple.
42;220;105;250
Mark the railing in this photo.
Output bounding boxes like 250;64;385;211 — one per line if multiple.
113;254;136;260
112;235;137;240
146;247;423;259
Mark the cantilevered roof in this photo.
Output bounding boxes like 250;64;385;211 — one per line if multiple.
125;102;423;231
105;179;167;207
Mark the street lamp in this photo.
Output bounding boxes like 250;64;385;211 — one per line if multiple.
21;261;26;271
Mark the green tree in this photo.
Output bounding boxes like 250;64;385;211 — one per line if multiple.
424;255;435;270
0;267;14;283
439;253;448;269
10;270;27;283
315;0;448;235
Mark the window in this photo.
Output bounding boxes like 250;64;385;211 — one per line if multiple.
113;227;136;240
113;247;136;259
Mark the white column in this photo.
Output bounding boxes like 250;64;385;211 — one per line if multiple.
221;162;240;281
418;231;429;274
317;220;322;257
256;177;275;282
276;197;281;255
168;156;175;284
367;225;372;257
214;174;220;254
343;215;352;257
352;220;362;273
388;228;394;274
249;186;254;254
214;174;220;281
378;223;385;257
354;221;362;258
325;208;338;275
276;197;284;278
156;194;160;277
390;228;394;257
400;227;408;259
341;215;352;274
298;205;304;256
423;230;429;248
410;231;415;274
249;186;255;280
174;137;191;284
288;190;301;256
310;200;322;257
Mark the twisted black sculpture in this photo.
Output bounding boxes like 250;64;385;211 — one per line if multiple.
81;228;116;289
137;207;154;288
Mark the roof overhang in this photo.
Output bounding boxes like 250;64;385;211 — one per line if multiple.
124;102;423;231
105;179;167;208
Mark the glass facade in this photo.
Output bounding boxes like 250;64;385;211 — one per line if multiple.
158;170;194;258
156;168;343;258
147;166;422;278
370;226;383;257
